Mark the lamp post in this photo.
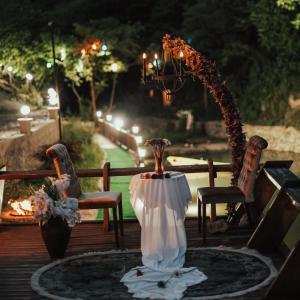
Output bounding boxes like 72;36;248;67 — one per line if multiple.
48;21;62;141
108;62;119;112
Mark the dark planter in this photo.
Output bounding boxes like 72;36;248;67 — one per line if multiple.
40;216;71;259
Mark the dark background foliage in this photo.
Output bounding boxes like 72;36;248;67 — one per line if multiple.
0;0;299;124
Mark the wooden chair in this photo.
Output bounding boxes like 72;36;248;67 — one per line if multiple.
197;136;268;243
46;143;123;248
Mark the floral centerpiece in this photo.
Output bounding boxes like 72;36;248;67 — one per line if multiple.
145;138;171;179
30;174;81;258
30;174;81;227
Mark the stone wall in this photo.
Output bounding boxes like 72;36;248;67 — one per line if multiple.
204;121;227;139
204;121;300;153
0;120;60;171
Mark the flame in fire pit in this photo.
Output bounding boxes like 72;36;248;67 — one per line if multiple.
9;199;33;216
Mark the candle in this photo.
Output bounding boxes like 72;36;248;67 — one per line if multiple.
179;51;184;76
154;53;159;76
142;53;147;81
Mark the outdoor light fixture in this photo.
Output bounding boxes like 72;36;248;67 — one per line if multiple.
20;105;30;116
46;62;52;68
102;44;108;51
7;66;13;73
138;148;146;158
47;88;59;119
48;88;59;106
48;96;58;106
114;118;124;129
18;105;33;134
131;126;139;134
111;63;119;72
48;87;57;97
96;110;102;118
141;47;191;98
106;114;113;122
25;73;33;81
135;135;143;144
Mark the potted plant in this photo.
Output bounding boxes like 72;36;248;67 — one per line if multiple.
30;174;81;259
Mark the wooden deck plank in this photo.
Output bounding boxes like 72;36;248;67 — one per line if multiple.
0;220;279;299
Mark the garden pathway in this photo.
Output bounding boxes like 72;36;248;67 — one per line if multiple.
93;133;136;220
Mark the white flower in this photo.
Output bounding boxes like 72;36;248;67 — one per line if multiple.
64;197;78;210
53;174;71;193
30;175;80;228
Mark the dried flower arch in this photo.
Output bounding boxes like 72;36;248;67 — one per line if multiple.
162;35;246;184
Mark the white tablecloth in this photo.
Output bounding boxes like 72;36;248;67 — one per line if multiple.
121;172;207;299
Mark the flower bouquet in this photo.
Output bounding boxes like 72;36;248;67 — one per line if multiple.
30;174;81;258
144;138;171;179
30;174;81;227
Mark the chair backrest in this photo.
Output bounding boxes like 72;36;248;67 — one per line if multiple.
237;135;268;202
46;144;82;198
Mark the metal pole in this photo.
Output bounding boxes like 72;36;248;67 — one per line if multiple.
48;21;62;141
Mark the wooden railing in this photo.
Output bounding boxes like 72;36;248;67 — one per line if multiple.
0;162;233;227
0;164;232;180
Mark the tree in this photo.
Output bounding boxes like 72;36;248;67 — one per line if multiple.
277;0;300;29
181;0;300;123
251;0;300;122
0;31;55;105
63;18;142;119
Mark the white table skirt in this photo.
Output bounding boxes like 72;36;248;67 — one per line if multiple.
121;172;207;299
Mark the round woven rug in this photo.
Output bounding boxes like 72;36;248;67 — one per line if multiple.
31;247;277;300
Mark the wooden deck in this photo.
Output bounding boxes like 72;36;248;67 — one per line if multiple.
0;219;280;299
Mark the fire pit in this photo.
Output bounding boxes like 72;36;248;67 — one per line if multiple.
8;197;33;216
0;197;36;224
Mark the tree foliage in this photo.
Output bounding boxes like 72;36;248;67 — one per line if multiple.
277;0;300;28
0;0;299;125
181;0;300;123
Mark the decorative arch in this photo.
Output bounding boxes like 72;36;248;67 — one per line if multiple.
162;34;246;185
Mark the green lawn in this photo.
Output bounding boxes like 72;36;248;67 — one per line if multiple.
97;147;136;220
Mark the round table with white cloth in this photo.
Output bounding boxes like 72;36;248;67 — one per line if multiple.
121;172;207;299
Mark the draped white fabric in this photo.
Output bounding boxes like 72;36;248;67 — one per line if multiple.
121;172;207;299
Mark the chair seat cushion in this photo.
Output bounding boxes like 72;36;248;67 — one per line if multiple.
197;186;244;204
79;192;121;209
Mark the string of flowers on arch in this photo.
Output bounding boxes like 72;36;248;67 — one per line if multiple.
162;34;246;185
